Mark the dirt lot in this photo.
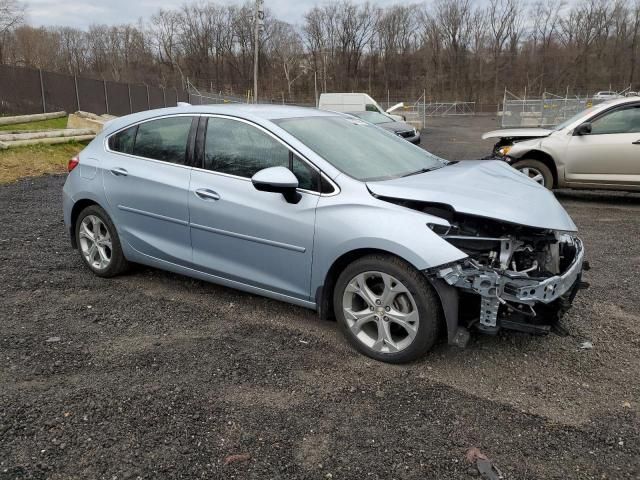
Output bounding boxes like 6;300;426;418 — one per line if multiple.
1;116;639;479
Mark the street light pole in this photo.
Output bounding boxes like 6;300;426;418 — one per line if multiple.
253;0;264;104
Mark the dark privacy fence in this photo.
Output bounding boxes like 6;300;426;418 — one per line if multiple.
0;64;190;116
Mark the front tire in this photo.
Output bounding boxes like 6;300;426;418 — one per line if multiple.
75;205;129;278
333;254;442;363
512;159;553;189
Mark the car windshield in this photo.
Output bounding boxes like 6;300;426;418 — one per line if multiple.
554;106;599;131
275;116;445;181
349;111;394;124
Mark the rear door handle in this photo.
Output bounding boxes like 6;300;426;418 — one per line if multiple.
110;167;128;176
633;140;640;145
195;188;220;201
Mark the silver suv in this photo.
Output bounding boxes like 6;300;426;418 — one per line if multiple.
484;97;640;190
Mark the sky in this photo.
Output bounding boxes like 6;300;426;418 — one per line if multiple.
24;0;411;29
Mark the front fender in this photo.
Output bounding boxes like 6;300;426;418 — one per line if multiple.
310;198;467;297
508;138;544;159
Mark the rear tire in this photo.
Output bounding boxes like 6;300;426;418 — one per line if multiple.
512;159;553;189
333;254;442;364
75;205;129;278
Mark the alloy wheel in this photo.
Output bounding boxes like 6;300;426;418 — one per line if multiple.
519;166;546;186
342;271;419;354
79;215;112;270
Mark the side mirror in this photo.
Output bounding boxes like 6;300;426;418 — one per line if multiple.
251;166;301;204
574;122;592;136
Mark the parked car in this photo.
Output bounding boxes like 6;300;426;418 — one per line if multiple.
483;97;640;190
347;111;420;144
63;105;584;363
318;92;405;121
592;91;623;100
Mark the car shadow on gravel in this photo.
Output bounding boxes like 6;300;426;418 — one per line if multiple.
555;189;640;204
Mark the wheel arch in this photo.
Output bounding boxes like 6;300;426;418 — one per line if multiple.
514;150;558;188
316;247;445;323
69;198;101;249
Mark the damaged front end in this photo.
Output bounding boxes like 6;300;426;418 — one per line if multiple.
424;211;585;345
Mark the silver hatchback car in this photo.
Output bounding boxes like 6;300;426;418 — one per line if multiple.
63;105;585;363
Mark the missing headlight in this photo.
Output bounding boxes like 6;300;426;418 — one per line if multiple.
427;223;450;235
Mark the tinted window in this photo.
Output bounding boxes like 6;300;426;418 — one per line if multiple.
275;116;445;181
204;118;289;177
132;117;192;164
591;106;640;134
319;175;335;194
292;156;318;191
108;125;137;154
203;117;334;193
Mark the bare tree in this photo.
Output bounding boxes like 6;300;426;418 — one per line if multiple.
487;0;521;97
433;0;473;98
267;20;304;98
150;9;182;73
2;0;640;104
630;1;640;84
0;0;24;62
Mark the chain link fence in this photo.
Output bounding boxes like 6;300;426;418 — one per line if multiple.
499;90;616;128
0;64;189;116
187;82;478;129
380;95;476;128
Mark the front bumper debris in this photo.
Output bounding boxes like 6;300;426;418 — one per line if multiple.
433;237;585;331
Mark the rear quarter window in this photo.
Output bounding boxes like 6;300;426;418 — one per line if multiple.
108;125;137;154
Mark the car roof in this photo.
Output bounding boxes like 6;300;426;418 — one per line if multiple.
102;104;337;135
594;96;639;108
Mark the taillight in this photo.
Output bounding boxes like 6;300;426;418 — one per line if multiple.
68;156;79;172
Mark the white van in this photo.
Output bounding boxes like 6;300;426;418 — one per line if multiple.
318;93;405;121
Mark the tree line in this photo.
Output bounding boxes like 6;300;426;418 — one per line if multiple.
1;0;639;104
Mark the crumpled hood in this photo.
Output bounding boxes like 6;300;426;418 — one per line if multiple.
481;127;554;140
367;160;577;232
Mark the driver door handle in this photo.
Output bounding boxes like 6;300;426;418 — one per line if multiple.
110;167;128;176
632;140;640;145
195;188;221;201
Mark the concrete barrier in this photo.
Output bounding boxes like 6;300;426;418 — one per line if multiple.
0;111;67;126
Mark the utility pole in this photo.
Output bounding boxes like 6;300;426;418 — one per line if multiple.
314;71;318;107
253;0;264;104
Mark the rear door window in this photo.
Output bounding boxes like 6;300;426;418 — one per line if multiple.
131;117;193;164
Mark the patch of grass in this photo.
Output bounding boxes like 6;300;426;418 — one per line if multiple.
0;141;87;184
0;116;69;132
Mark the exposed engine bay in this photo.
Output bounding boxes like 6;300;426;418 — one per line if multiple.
383;198;585;339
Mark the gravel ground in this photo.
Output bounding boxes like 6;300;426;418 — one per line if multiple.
1;116;639;479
